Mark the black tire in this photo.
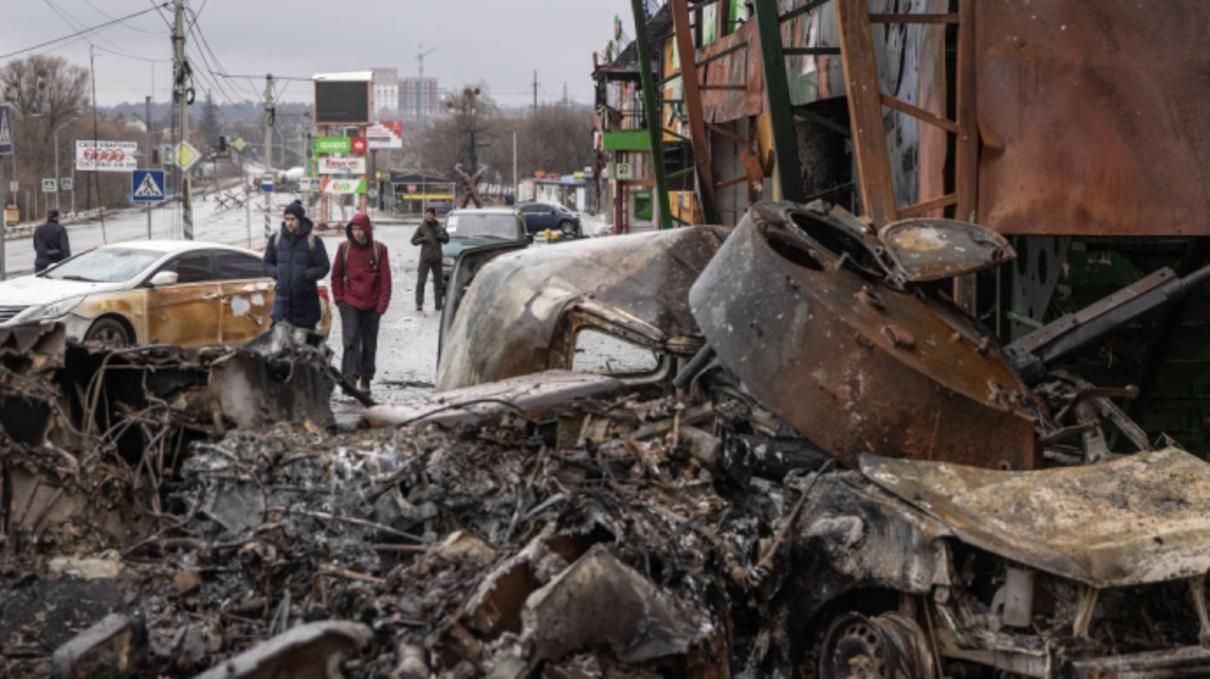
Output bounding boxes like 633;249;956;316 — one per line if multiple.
558;220;578;238
85;317;132;346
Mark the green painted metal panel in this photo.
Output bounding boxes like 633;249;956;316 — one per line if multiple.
602;130;652;152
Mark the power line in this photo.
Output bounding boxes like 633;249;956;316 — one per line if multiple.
40;0;163;64
82;0;164;34
184;7;264;101
1;3;168;60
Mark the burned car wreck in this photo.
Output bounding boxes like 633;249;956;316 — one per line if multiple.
5;201;1210;678
411;200;1210;677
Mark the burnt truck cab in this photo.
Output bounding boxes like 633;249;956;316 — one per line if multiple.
424;200;1210;677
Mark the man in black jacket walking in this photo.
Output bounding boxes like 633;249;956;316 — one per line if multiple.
411;207;448;311
33;209;71;272
263;201;330;330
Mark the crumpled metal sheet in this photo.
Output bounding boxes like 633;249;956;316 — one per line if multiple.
861;447;1210;587
689;202;1039;469
522;545;705;665
436;227;727;390
878;217;1016;284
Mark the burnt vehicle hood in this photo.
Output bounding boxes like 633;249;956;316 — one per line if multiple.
860;448;1210;588
436;227;726;390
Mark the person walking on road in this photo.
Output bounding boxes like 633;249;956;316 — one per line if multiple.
331;212;391;393
264;201;330;331
411;206;448;311
33;209;71;273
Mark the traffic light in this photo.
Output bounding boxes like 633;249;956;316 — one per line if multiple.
218;136;228;153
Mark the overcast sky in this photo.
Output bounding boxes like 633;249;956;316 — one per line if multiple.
1;0;634;108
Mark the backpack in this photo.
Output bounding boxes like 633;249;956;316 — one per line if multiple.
337;240;384;286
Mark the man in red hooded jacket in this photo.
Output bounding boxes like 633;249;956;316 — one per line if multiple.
331;212;392;393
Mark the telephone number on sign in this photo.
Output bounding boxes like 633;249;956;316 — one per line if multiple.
81;149;128;162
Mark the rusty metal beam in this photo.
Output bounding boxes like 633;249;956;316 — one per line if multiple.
869;13;959;24
897;193;958;219
672;0;716;222
834;0;898;225
880;93;958;133
953;0;979;312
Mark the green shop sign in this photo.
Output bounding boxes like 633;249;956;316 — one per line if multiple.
313;137;351;154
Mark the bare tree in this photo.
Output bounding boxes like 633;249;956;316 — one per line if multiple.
0;55;89;144
515;104;595;178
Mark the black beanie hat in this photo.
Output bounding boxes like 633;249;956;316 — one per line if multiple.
284;202;305;219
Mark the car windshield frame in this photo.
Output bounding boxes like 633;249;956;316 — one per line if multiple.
447;213;520;240
40;247;165;284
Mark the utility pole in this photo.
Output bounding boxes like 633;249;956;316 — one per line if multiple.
512;129;517;203
532;70;539;113
145;95;153;238
172;0;193;239
263;74;275;241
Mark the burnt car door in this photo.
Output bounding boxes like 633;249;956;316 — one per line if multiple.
214;250;275;345
145;250;223;347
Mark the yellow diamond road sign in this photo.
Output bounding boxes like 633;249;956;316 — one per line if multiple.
175;140;201;171
232;137;247;152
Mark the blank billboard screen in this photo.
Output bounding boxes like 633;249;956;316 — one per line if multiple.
315;81;369;124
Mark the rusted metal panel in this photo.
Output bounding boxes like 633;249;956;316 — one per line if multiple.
436;227;727;390
698;23;764;123
977;0;1210;236
689;202;1038;469
861;447;1210;587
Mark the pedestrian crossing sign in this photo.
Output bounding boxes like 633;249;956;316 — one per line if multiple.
132;169;166;203
0;103;13;155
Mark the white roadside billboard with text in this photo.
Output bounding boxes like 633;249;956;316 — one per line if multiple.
76;140;138;172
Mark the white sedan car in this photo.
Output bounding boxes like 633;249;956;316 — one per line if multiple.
0;240;331;346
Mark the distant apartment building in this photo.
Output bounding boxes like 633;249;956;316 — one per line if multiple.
372;68;400;116
400;77;442;120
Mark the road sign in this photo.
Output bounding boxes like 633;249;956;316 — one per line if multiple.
232;137;247;152
0;103;13;155
321;177;365;195
313;137;350;154
60;177;73;191
614;161;633;180
131;169;166;202
76;140;138;172
350;137;368;155
41;178;57;193
7;181;16;193
260;174;275;193
368;187;379;200
297;177;319;192
175;140;201;172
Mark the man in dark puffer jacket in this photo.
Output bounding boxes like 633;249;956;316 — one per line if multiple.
264;201;330;330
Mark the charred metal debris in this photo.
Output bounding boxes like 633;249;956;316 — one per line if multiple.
6;201;1210;677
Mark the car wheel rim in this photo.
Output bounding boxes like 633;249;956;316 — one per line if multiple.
92;325;127;346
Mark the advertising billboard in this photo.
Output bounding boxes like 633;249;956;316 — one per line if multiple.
315;81;370;124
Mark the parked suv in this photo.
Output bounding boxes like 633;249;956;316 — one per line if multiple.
517;202;582;238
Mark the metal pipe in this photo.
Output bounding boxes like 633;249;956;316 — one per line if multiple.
630;0;673;229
